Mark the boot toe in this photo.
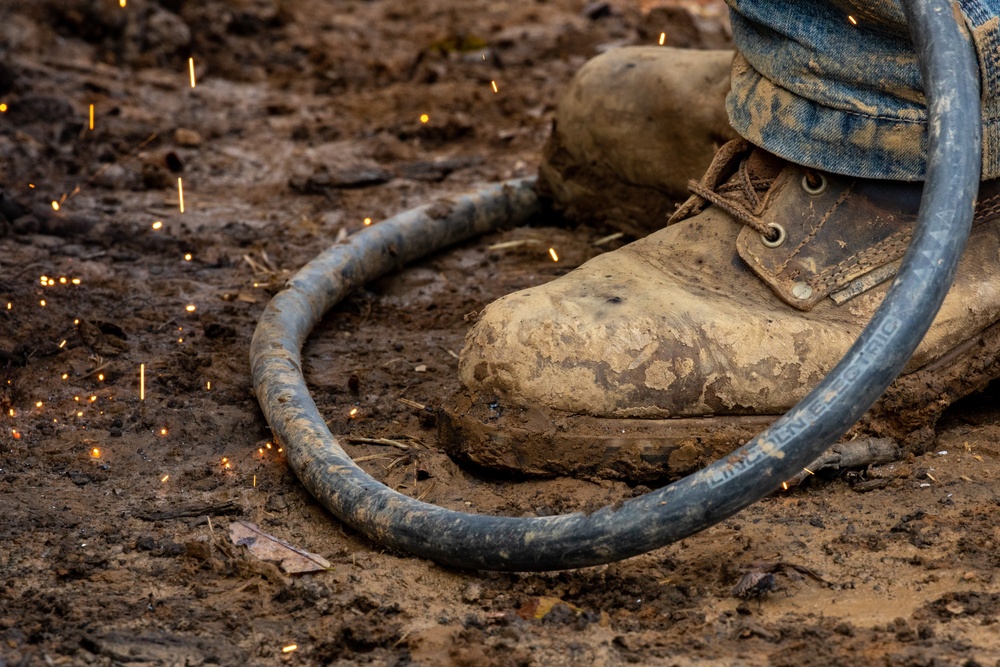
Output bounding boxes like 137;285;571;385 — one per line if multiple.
459;236;846;420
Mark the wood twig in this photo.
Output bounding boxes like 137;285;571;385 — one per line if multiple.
486;239;540;250
346;436;412;450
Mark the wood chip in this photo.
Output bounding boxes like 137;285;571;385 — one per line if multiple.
398;398;427;410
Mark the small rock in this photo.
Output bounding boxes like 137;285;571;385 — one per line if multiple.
461;582;482;603
265;495;289;512
67;471;94;486
136;535;159;551
174;128;203;147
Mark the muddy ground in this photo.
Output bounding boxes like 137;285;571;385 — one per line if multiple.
3;1;1000;665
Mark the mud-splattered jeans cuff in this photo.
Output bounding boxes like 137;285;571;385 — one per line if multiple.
725;1;1000;182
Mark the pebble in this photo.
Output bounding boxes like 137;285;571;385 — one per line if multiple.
462;582;483;603
174;128;203;147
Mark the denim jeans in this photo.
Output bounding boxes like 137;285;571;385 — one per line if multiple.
726;0;1000;181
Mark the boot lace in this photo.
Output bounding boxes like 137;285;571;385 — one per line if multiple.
669;139;806;244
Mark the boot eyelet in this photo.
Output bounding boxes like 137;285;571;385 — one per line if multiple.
761;223;786;248
801;173;828;196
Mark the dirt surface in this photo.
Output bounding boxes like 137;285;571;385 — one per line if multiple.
3;1;1000;665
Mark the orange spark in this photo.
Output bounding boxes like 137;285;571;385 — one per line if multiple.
548;248;559;262
189;58;196;87
177;177;185;213
659;32;666;45
89;103;94;130
152;221;163;230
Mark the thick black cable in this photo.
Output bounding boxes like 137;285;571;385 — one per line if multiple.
250;0;981;572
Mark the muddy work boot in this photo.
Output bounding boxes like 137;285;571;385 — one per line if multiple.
537;46;737;236
441;139;1000;481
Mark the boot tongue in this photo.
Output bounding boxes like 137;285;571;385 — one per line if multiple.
743;147;785;184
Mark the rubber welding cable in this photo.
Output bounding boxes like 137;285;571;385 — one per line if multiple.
250;0;981;572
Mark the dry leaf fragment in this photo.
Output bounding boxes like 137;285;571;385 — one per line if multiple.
229;520;331;574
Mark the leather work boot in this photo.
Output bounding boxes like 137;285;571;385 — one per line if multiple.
440;139;1000;481
538;46;738;237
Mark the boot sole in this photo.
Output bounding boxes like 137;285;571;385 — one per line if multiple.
440;320;1000;482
